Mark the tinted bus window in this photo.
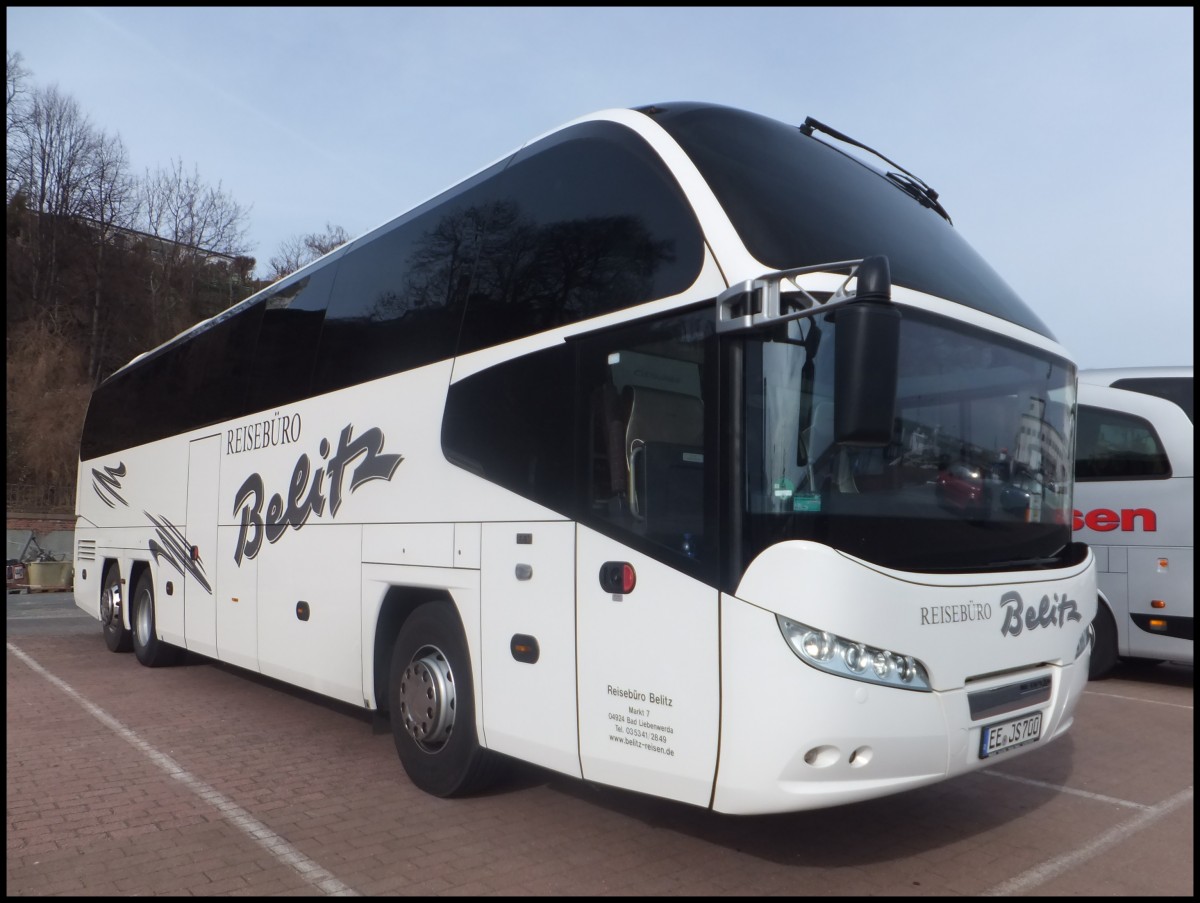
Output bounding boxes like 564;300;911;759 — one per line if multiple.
457;122;705;354
81;303;265;459
1075;405;1171;480
245;265;336;414
444;306;718;583
442;343;576;514
313;159;510;394
643;103;1052;338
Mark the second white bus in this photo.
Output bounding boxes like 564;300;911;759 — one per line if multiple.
1074;366;1193;678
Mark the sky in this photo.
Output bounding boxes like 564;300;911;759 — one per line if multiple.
6;6;1194;370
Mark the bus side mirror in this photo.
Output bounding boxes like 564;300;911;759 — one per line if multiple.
834;256;899;447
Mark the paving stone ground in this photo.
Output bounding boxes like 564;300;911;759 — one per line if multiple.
6;609;1193;897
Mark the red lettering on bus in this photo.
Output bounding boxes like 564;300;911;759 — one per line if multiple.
1120;508;1157;531
1072;507;1157;532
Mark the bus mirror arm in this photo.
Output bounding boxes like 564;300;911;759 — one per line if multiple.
834;256;899;447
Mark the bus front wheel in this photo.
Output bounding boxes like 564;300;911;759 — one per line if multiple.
131;571;183;667
1088;601;1118;680
388;602;502;797
100;565;132;653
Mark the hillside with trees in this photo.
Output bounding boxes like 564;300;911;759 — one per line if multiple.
6;51;342;511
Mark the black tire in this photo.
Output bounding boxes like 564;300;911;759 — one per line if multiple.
131;571;183;667
100;565;132;653
1088;601;1118;680
389;602;503;797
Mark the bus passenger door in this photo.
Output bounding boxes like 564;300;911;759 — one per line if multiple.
575;526;720;808
479;521;580;777
182;435;220;658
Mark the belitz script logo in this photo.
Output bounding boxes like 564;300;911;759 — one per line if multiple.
921;590;1082;638
233;423;403;565
999;590;1081;637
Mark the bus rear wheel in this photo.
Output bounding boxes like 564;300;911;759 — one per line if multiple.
388;602;503;797
100;565;132;653
131;571;183;667
1088;601;1118;680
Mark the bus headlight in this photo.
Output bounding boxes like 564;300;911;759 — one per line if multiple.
777;615;932;691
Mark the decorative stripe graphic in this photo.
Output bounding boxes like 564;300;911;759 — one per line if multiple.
91;462;128;508
145;511;213;594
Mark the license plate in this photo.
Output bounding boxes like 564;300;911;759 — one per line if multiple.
979;711;1043;758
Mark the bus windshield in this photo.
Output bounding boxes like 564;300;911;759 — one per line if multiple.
645;102;1054;339
741;308;1076;573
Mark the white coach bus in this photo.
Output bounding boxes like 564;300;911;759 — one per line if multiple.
74;102;1095;815
1073;367;1193;678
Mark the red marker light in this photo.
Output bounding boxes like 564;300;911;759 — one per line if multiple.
599;562;637;594
621;563;637;594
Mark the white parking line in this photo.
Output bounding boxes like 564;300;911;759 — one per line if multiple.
7;641;359;897
981;785;1193;896
1083;688;1193;710
983;770;1150;810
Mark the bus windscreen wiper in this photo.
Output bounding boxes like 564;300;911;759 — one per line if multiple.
799;117;953;224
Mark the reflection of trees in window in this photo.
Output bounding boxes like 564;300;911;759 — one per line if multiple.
318;124;699;391
451;201;676;353
369;198;677;352
370;202;508;321
512;214;673;318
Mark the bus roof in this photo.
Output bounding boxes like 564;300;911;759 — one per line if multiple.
1078;366;1193;385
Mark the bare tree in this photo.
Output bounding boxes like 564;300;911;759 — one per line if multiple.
14;85;98;217
142;157;252;255
6;82;102;330
268;222;350;281
141;157;253;329
79;131;139;384
4;58;260;498
6;51;33;201
6;51;30;118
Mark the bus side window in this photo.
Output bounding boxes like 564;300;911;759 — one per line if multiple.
80;301;265;458
245;265;336;414
1075;405;1171;480
456;122;705;356
445;307;715;572
589;380;628;513
441;343;575;513
624;385;704;523
581;327;712;562
312;157;509;395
